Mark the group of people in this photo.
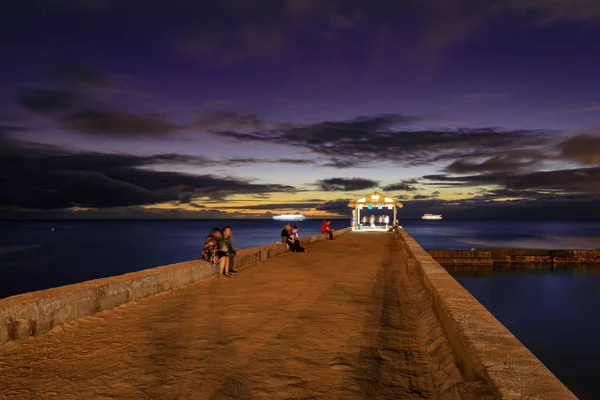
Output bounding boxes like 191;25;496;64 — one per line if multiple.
201;226;238;279
280;220;335;253
281;223;305;252
202;220;337;276
361;215;391;229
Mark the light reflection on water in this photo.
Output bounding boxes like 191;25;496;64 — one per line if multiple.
447;265;600;400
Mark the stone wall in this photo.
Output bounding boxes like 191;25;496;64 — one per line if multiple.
0;227;351;345
428;248;600;265
473;248;554;264
400;230;576;399
427;250;493;266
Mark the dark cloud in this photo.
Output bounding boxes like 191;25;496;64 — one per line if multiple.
59;110;181;137
320;158;365;169
0;125;27;137
383;180;419;191
424;166;600;194
226;157;315;166
194;111;285;131
413;194;429;200
316;178;379;192
216;114;552;166
558;134;600;165
444;150;543;173
220;202;321;210
305;192;600;220
315;199;352;214
19;88;80;115
0;136;297;210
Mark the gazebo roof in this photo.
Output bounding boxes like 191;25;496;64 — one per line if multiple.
347;191;403;208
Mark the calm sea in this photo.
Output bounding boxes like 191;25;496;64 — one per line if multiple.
1;219;599;398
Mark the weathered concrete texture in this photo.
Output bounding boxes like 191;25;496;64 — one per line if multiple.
428;250;493;266
429;248;600;265
403;231;577;400
475;248;600;265
552;249;600;264
1;231;496;399
473;248;554;264
0;227;352;345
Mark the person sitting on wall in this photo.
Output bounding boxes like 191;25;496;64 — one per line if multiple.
291;225;299;239
202;228;231;278
281;223;306;252
320;219;335;240
222;226;238;274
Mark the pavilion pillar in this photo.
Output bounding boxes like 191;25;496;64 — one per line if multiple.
393;205;397;225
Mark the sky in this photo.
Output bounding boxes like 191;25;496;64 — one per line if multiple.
1;0;600;219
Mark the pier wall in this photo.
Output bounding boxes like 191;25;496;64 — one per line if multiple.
428;248;600;266
399;231;576;399
427;250;493;266
0;227;352;345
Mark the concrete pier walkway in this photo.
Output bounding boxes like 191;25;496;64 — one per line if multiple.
0;232;574;400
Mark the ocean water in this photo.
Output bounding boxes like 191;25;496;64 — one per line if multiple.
0;219;350;298
448;266;600;400
1;219;600;397
1;219;599;298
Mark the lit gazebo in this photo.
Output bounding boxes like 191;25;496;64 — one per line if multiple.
347;191;403;230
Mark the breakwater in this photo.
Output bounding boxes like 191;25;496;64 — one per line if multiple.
429;248;600;266
0;228;352;345
1;229;576;398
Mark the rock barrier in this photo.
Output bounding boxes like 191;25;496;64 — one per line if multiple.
0;227;352;345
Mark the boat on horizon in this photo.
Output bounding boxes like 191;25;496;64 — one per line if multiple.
272;213;306;221
421;214;442;220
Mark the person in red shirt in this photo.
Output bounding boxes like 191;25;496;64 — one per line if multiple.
320;220;335;240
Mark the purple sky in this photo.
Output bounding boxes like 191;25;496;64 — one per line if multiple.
1;0;600;219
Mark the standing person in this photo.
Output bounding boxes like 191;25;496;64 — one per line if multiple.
378;215;383;226
369;215;375;229
222;226;238;274
361;216;367;225
384;215;390;229
281;224;306;252
202;228;231;278
320;219;335;240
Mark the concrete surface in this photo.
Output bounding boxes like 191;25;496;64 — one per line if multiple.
1;231;495;399
0;228;352;345
402;231;576;400
0;230;576;399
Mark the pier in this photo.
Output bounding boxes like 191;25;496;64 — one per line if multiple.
0;230;575;399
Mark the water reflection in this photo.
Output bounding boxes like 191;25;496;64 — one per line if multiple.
443;266;493;277
447;265;600;399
